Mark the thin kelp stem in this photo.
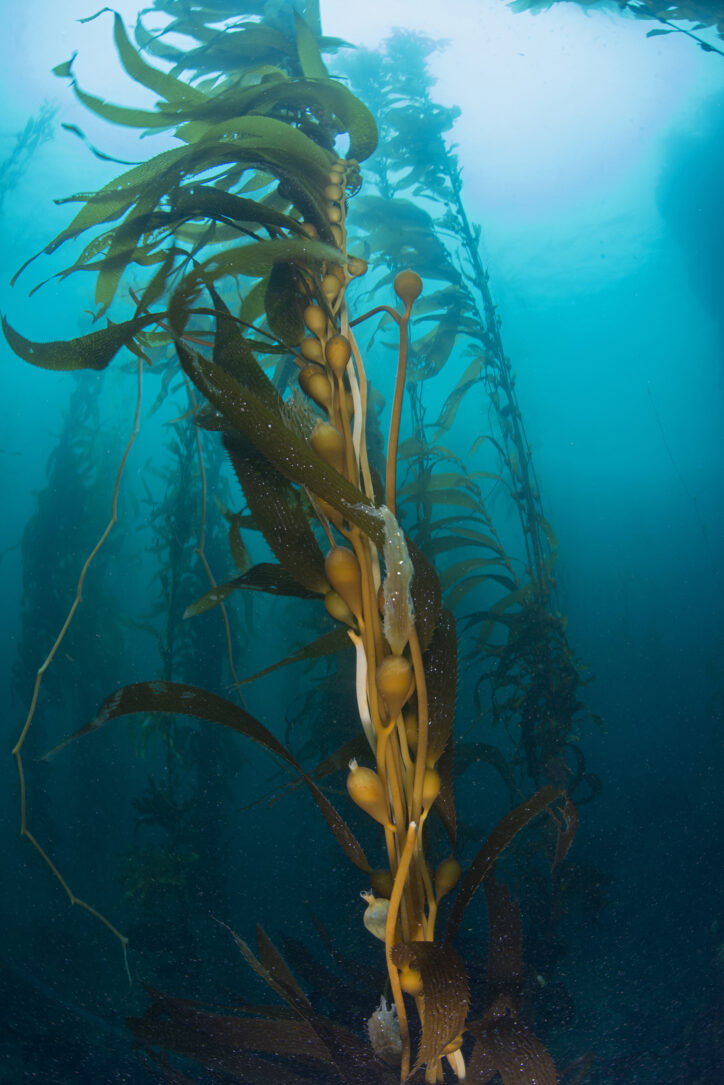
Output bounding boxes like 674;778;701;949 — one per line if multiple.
385;820;418;1080
13;355;143;980
386;307;410;516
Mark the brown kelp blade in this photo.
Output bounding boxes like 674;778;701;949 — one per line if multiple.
424;607;457;764
445;785;562;943
466;1008;558;1085
47;681;372;874
391;941;469;1073
483;878;523;1009
129;987;330;1082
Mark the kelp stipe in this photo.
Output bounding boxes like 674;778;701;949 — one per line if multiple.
5;2;593;1080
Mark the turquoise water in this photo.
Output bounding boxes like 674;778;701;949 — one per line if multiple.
0;3;722;1082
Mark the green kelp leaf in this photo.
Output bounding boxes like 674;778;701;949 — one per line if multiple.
2;314;147;371
241;628;350;685
224;431;328;595
423;534;502;561
424;608;457;764
433;356;484;439
227;511;251;571
174;185;305;236
176;347;384;547
646;27;675;37
444;785;562;944
181;114;331;178
185;564;320;616
411;487;481;512
240;277;269;325
94;194;159;313
265;262;306;345
446;571;518;613
107;9;206;105
475;585;532;647
537;515;559;555
208;286;282;411
13;145;192;279
184;580;242;618
194;236;344;284
252;79;377;162
293;10;329;78
71;82;178;130
53;54;77;78
51;681;372;874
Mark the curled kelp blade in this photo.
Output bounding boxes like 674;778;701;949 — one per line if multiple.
1;314;148;371
445;785;562;944
47;681;372;874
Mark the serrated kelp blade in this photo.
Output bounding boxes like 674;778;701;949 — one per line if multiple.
49;681;372;873
445;785;562;943
390;941;469;1072
466;1012;558;1085
2;314;147;371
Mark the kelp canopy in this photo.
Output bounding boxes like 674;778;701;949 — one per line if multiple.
509;0;724;55
6;2;594;1082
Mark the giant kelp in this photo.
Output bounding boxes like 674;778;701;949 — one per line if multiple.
508;0;724;56
6;2;592;1081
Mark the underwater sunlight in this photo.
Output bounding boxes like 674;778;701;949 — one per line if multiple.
1;1;722;1083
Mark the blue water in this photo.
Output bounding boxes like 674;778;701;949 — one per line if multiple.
1;3;722;1082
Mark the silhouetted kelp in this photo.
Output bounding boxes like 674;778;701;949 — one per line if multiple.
508;0;724;57
5;2;600;1081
